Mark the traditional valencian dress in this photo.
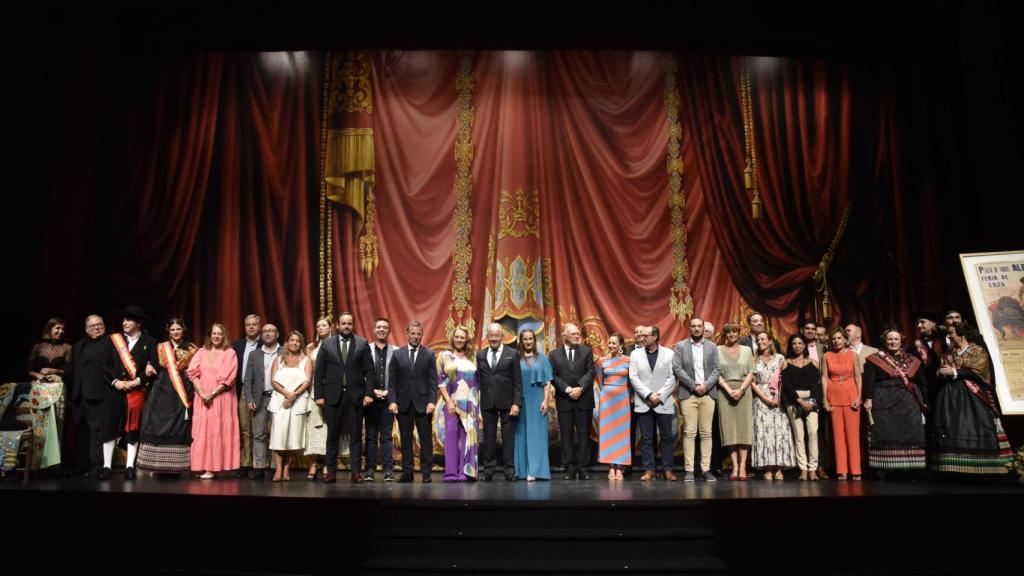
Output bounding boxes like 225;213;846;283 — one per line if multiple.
862;350;927;470
137;340;197;473
930;344;1012;474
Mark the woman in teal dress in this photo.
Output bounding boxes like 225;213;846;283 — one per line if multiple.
437;326;480;482
597;333;631;481
514;329;552;481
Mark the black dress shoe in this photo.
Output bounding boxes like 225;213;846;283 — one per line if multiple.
234;468;249;479
505;472;516;481
578;472;591;481
564;470;576;480
124;467;136;481
397;473;413;483
98;467;111;480
480;473;493;482
422;474;432;484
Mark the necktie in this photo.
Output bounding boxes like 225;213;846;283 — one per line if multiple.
341;338;349;364
569;346;575;365
490;349;498;369
410;346;417;365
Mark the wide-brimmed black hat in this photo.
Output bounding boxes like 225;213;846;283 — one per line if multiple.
116;305;152;324
910;310;940;324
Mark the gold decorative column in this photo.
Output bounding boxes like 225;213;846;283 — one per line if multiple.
664;55;694;322
446;51;477;341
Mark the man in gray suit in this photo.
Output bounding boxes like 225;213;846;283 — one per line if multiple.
672;317;721;481
629;325;678;481
243;323;281;480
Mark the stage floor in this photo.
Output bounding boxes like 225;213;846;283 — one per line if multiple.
2;474;1022;575
4;472;1020;502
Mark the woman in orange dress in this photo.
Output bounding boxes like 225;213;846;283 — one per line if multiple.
821;328;862;480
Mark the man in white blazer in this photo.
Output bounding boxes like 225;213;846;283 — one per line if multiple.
672;317;722;482
629;325;678;481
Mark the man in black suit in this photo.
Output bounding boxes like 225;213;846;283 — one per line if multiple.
102;306;159;480
739;311;781;353
66;314;114;477
314;312;376;483
231;313;262;478
476;323;523;481
388;320;437;483
549;322;595;480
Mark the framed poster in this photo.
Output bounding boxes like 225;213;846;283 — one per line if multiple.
960;251;1024;415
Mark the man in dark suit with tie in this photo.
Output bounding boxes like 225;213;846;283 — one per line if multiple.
476;323;523;481
739;311;781;353
388;320;438;483
549;322;595;480
314;312;376;483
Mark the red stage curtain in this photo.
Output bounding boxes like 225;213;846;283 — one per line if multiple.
333;51;745;348
37;52;320;341
680;55;872;333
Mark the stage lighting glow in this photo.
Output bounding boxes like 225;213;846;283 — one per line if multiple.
259;51;309;76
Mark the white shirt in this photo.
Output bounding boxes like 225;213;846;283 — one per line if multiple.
851;342;863;355
807;342;819;362
488;344;504;368
111;332;143;386
261;344;280;391
241;338;259;379
690;338;706;384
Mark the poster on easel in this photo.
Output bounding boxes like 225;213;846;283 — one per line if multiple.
960;251;1024;414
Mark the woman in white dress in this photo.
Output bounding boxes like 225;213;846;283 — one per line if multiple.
751;331;796;480
304;316;333;480
268;330;313;481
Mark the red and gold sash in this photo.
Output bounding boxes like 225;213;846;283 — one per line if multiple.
111;333;145;432
159;342;191;413
110;333;137;380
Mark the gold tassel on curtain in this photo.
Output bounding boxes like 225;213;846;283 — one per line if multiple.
812;201;853;321
323;51;379;278
740;62;763;221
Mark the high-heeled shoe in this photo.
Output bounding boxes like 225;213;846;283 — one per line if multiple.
307;464;318;481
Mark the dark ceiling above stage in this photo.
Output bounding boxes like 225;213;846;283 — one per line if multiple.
15;0;1014;56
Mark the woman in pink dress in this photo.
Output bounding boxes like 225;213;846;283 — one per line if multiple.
187;323;239;479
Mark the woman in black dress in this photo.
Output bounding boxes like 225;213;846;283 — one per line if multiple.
862;325;928;476
137;318;198;475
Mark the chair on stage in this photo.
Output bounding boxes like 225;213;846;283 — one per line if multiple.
1;382;40;482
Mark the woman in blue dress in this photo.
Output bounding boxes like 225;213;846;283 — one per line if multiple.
513;329;552;481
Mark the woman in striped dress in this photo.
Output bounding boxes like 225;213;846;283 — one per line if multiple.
597;333;631;481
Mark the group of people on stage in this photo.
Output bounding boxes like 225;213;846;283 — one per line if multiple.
7;304;1013;483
